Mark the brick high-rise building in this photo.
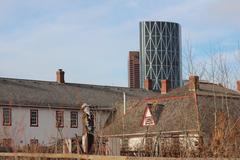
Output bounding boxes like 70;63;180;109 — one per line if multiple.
128;51;140;88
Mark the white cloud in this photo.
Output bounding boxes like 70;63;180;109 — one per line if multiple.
206;0;240;28
0;1;136;86
0;0;239;86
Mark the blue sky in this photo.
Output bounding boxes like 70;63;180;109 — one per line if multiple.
0;0;240;86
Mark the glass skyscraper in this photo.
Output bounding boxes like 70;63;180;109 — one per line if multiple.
140;21;182;91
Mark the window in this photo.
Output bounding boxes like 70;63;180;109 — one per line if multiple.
30;110;38;127
70;111;78;128
56;111;64;128
30;138;38;145
3;108;11;126
2;138;12;147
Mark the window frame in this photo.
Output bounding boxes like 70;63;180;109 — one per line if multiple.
30;109;38;127
56;111;64;128
3;108;11;126
2;138;12;147
70;111;78;128
30;138;39;145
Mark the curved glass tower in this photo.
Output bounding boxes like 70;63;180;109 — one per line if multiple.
140;21;182;91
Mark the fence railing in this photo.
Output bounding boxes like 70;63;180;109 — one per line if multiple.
0;153;125;160
0;153;238;160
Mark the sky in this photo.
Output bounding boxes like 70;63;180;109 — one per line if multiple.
0;0;240;87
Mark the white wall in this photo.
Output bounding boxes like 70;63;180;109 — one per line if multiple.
128;137;144;151
179;133;199;151
107;137;121;156
0;107;83;147
94;111;111;135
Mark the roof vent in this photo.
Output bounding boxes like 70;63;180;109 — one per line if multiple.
56;69;65;84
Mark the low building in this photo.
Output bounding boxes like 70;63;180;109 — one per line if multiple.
0;69;158;152
1;70;240;156
102;76;240;157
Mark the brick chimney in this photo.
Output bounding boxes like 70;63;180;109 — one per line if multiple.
188;75;199;91
237;81;240;92
161;79;169;94
56;69;65;83
144;78;152;90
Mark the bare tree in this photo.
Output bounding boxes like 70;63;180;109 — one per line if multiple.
183;39;207;79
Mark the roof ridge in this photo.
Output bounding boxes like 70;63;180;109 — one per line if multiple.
0;77;149;92
0;76;56;84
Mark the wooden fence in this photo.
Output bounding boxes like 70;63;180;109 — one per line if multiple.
0;153;124;160
0;153;238;160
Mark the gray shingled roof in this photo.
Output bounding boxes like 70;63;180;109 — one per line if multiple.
103;95;198;136
0;77;159;109
103;82;240;137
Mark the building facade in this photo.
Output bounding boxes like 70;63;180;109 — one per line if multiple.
103;76;240;157
0;69;159;152
140;21;182;91
128;51;140;88
0;107;82;147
